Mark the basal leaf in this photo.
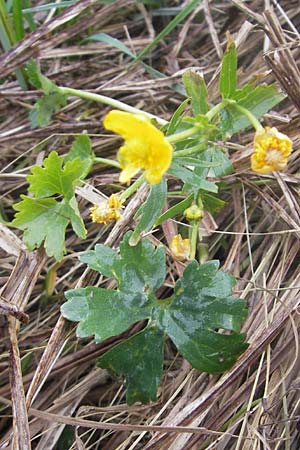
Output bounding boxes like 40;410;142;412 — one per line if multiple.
12;195;86;261
27;151;84;199
62;287;152;342
158;260;248;373
183;69;209;115
97;326;164;404
113;232;166;293
130;178;167;245
65;134;94;179
219;40;237;99
79;244;117;278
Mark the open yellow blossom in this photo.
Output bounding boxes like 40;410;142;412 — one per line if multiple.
170;234;191;261
251;127;292;174
103;110;173;184
90;194;124;225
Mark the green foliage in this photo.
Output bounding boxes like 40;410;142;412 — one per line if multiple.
129;178;167;245
27;62;67;127
12;143;91;260
183;69;209;115
219;40;237;99
98;326;164;405
220;85;286;135
12;196;86;261
61;232;248;404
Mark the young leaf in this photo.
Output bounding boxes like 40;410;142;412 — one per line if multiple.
183;69;209;115
29;92;67;128
158;260;248;373
219;40;237;99
98;326;164;405
155;194;194;226
12;195;86;261
65;134;94;179
130;178;167;245
27;151;84;199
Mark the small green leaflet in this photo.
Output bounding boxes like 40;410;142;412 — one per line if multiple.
27;62;67;128
183;69;209;115
29;93;67;128
220;84;286;135
12;195;86;261
219;40;237;99
64;134;94;179
12;143;91;260
27;151;84;199
61;232;248;404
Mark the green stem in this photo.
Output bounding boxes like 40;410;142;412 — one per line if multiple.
167;125;200;144
94;157;120;169
120;175;145;201
174;141;207;157
58;86;167;126
205;100;228;121
189;221;199;260
229;102;263;132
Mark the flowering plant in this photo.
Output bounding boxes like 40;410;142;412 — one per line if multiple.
11;40;290;403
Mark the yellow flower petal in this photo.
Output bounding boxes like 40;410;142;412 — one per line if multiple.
170;234;191;261
251;127;292;174
103;110;173;184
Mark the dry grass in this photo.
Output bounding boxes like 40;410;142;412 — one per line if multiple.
1;1;300;449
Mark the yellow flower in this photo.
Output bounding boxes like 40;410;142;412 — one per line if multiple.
90;194;124;225
170;234;191;261
103;110;173;184
251;127;292;174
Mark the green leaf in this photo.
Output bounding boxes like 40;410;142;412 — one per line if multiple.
130;178;167;245
27;151;84;199
113;232;166;293
158;260;248;373
29;92;67;128
79;244;117;278
219;40;237;99
220;84;286;135
169;162;218;193
183;69;209;115
155;194;193;226
62;287;151;342
201;192;226;214
65;134;94;179
12;195;86;261
167;98;190;136
98;326;164;405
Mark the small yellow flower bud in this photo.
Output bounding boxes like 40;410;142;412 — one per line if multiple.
251;127;292;174
184;204;203;221
90;194;124;225
170;234;191;261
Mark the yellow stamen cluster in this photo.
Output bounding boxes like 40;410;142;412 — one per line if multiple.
103;110;173;184
170;234;191;261
90;194;124;225
251;127;292;174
